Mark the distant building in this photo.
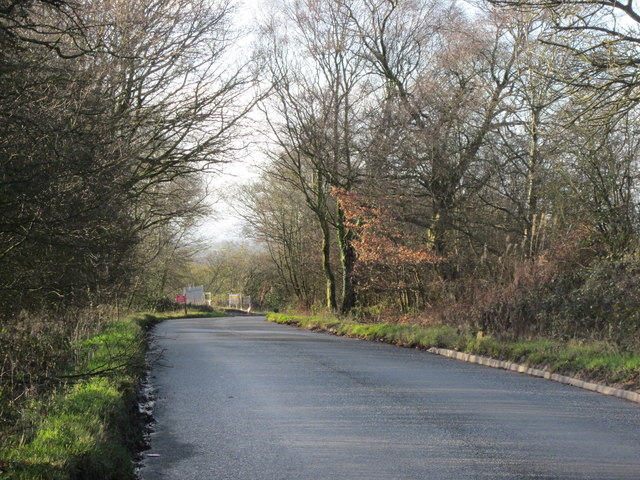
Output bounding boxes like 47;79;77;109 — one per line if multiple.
184;285;205;305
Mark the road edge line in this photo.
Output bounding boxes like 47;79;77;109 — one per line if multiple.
427;347;640;404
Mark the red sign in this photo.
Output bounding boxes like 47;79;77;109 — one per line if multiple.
176;295;186;304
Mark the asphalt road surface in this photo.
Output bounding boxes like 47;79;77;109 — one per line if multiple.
140;316;640;480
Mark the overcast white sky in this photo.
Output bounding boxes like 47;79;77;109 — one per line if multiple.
194;0;267;245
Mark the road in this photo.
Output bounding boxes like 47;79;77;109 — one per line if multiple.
140;316;640;480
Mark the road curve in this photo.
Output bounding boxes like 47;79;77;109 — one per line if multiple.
140;316;640;480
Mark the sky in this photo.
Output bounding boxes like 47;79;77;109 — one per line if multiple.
195;160;260;243
193;0;266;245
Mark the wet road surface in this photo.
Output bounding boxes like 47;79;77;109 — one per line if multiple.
140;316;640;479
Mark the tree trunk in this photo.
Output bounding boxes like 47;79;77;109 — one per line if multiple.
336;204;357;314
524;105;542;257
320;217;338;312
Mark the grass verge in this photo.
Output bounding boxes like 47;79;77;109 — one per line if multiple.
0;309;226;480
0;320;143;480
129;309;227;331
267;313;640;392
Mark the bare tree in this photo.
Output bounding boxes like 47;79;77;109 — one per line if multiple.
488;0;640;120
237;175;324;308
257;0;368;313
348;2;520;270
0;0;254;313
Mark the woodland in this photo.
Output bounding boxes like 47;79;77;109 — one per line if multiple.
2;0;640;463
0;0;254;453
235;0;640;353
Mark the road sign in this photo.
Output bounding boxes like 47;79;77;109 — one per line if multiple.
176;295;186;304
229;293;240;308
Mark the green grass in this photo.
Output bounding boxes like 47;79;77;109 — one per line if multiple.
2;377;134;479
1;321;143;479
0;317;155;479
128;309;227;330
0;307;227;479
267;313;640;391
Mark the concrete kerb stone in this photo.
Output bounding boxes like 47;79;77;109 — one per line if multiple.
427;347;640;405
